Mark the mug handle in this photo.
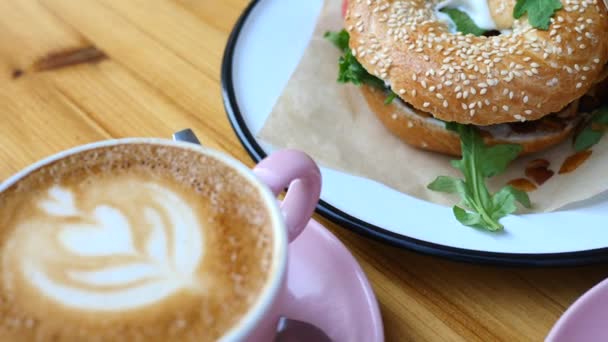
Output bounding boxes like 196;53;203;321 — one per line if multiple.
253;150;321;242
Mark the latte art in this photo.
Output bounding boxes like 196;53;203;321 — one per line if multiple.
0;143;275;341
13;183;204;311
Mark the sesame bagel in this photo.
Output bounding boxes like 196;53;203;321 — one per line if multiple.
345;0;608;125
362;85;581;156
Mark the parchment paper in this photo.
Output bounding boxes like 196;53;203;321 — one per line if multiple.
259;0;608;212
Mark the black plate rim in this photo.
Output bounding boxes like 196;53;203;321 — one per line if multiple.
220;0;608;267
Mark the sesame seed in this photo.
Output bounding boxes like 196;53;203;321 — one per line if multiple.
347;0;601;120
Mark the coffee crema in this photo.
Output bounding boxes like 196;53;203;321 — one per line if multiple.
0;143;275;341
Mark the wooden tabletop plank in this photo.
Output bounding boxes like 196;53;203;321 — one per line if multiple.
0;1;84;85
99;0;227;82
175;0;248;33
39;0;234;143
0;1;83;68
0;78;109;180
46;61;237;151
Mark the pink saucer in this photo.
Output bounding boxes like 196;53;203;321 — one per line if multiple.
281;218;384;342
547;278;608;341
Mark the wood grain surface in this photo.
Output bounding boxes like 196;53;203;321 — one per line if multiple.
0;1;607;341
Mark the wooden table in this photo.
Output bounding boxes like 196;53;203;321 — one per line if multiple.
1;1;607;341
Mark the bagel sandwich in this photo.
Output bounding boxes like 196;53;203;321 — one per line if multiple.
326;0;608;230
327;0;608;156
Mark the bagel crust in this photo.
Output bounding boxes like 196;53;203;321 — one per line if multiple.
345;0;608;125
362;85;580;156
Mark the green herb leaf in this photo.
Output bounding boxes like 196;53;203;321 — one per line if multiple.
453;206;487;229
505;186;532;209
326;30;398;105
336;50;384;89
324;30;350;52
574;128;603;152
592;106;608;124
445;122;460;132
574;105;608;151
513;0;563;30
428;124;531;231
479;144;522;177
440;8;487;36
491;186;531;221
326;30;386;89
428;176;467;196
384;91;398;105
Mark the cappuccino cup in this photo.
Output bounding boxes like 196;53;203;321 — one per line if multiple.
0;138;321;341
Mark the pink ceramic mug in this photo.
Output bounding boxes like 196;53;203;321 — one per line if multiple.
242;148;323;341
0;138;322;341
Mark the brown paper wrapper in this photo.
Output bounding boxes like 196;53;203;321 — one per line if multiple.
259;0;608;213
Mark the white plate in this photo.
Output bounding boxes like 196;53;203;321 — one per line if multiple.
221;0;608;265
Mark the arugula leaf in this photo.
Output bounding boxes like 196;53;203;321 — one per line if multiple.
593;107;608;124
491;186;531;221
479;144;523;177
428;124;531;231
513;0;563;30
440;8;486;36
384;91;398;105
325;30;394;103
453;206;485;228
337;49;387;89
574;105;608;151
574;129;603;152
324;30;350;52
427;176;467;196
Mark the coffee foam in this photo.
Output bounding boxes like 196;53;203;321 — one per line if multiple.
0;144;274;341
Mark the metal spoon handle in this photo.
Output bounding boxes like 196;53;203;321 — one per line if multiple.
172;128;201;145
